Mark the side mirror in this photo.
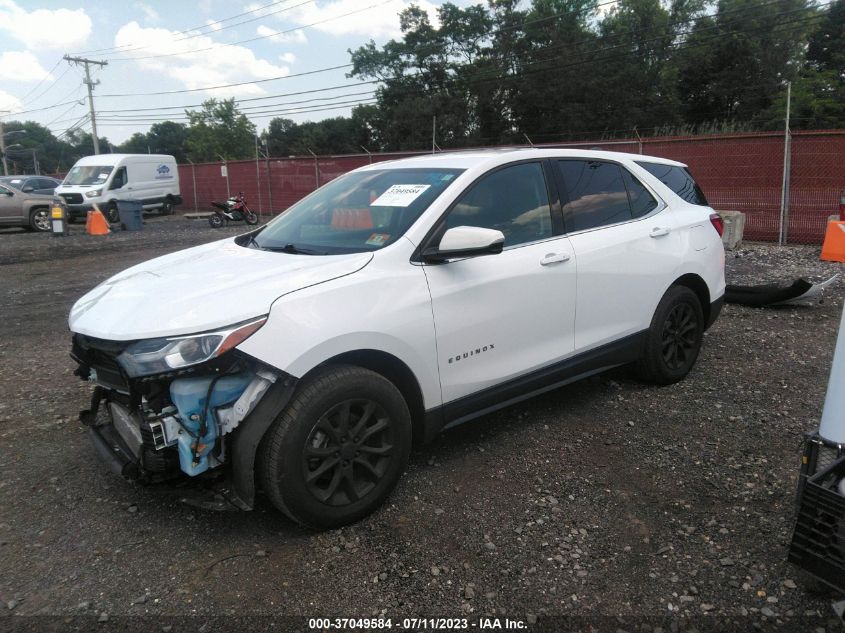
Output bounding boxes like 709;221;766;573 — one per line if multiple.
422;226;505;262
22;186;33;193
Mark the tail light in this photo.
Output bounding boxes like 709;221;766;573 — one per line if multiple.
839;190;845;221
709;213;724;237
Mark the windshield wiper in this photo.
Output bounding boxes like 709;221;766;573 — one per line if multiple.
261;243;326;255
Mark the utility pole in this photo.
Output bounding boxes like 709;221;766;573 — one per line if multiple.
63;55;107;155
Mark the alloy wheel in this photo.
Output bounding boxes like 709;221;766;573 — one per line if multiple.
302;399;394;506
661;303;698;370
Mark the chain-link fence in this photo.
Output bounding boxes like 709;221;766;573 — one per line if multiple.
178;130;845;244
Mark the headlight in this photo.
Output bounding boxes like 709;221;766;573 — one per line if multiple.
85;189;102;198
116;317;266;377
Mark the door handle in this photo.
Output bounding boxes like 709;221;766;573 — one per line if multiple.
540;252;570;266
649;227;670;238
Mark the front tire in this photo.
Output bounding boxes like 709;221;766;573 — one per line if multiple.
160;198;174;215
245;211;258;225
103;202;119;224
29;207;51;232
259;365;412;529
636;285;704;385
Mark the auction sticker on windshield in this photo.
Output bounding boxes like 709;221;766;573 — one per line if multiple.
370;184;430;207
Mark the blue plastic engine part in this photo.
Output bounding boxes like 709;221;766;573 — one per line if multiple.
170;373;253;476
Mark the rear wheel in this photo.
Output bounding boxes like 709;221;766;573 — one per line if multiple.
208;213;224;228
160;198;174;215
259;365;412;529
29;207;51;232
636;285;704;384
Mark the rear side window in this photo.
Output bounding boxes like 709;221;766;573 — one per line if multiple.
557;160;631;232
636;162;709;206
621;170;659;218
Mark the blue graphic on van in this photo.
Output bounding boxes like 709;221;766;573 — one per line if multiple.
155;164;173;179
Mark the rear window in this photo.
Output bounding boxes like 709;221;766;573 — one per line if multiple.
636;162;709;206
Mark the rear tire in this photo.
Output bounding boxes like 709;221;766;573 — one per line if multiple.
160;198;174;215
258;365;412;529
208;213;223;228
636;285;704;385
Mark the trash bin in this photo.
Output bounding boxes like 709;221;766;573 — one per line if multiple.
117;199;143;231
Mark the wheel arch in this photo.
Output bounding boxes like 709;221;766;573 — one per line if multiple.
309;349;427;445
670;273;711;324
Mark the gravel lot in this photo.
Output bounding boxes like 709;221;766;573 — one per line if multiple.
1;216;844;632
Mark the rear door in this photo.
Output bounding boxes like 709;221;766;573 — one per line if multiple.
555;159;685;352
422;161;577;407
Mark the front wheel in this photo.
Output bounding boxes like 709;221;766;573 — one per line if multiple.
635;285;704;385
208;213;224;228
160;198;174;215
258;365;412;529
29;207;51;232
103;203;119;224
245;211;258;225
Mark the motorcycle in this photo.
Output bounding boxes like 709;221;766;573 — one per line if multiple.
208;192;259;228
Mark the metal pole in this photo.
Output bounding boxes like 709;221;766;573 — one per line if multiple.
187;159;198;211
218;155;230;198
820;291;845;444
0;115;8;176
64;55;108;155
308;149;319;187
360;146;372;164
32;149;38;174
255;136;263;218
779;81;792;246
432;116;436;154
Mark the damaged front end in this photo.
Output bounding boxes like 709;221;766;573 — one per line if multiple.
71;318;296;509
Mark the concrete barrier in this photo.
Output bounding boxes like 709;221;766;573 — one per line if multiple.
716;210;746;250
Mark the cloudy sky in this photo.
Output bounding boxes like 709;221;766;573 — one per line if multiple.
0;0;450;144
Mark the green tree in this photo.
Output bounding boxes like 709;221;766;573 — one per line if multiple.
147;121;188;162
676;0;816;126
185;98;256;162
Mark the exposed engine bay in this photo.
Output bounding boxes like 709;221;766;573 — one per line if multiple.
71;332;288;504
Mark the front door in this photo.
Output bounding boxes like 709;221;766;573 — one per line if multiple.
0;185;22;222
422;161;577;408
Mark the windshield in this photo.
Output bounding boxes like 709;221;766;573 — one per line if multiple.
0;178;24;190
63;165;114;186
251;167;463;254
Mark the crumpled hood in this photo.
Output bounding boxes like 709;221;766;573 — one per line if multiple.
69;237;373;341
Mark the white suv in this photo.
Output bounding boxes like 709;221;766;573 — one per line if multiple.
69;149;725;528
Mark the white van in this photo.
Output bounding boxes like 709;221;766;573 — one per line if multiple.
56;154;182;222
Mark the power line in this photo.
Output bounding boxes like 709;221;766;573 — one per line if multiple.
74;0;293;55
105;0;395;63
103;0;317;61
90;3;825;124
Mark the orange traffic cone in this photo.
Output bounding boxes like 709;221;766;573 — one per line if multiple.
821;220;845;263
86;205;111;236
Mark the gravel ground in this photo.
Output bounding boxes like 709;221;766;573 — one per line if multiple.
1;217;844;632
